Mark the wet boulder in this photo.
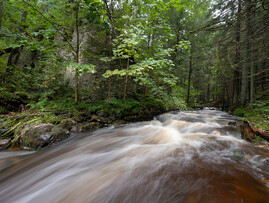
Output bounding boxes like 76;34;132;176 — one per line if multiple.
228;121;237;126
20;123;70;149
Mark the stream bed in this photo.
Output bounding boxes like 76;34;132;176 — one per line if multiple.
0;110;268;202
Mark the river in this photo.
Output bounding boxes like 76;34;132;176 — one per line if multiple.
0;110;268;202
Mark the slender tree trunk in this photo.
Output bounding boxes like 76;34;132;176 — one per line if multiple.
123;58;129;100
233;0;241;105
108;77;111;101
249;0;255;107
186;44;192;105
207;83;210;102
123;74;128;100
225;80;231;107
103;0;116;40
0;1;2;30
75;2;79;104
241;0;252;106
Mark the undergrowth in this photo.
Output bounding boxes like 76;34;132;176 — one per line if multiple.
233;100;269;131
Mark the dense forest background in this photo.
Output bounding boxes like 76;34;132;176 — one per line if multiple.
0;0;268;130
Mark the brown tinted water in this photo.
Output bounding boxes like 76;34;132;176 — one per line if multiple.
0;110;268;202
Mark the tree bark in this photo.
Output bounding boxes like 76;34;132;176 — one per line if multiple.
233;0;241;105
123;58;129;100
103;0;116;40
0;1;2;30
75;2;79;104
240;0;252;106
248;0;255;107
186;44;192;105
108;77;111;101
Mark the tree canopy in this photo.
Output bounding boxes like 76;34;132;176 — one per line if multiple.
0;0;268;114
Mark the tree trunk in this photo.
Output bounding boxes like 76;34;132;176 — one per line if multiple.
207;83;210;102
241;0;252;106
233;0;241;105
249;0;255;107
75;2;79;104
0;1;2;30
103;0;116;40
108;77;111;101
123;58;129;100
186;44;192;105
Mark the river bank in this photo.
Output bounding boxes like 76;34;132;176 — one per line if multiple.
1;100;269;152
0;98;179;150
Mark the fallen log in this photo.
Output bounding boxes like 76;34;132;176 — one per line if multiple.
240;121;269;142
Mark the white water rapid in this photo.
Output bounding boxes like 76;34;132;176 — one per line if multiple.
0;110;268;202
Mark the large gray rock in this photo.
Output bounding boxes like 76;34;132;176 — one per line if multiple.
20;123;70;149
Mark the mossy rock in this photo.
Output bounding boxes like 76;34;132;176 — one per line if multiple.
50;126;70;141
78;122;102;132
20;123;70;149
59;119;75;130
20;123;54;149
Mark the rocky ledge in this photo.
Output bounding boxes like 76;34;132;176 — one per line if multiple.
0;113;156;151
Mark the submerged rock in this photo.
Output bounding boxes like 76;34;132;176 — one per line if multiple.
264;159;269;166
233;151;246;160
228;121;237;126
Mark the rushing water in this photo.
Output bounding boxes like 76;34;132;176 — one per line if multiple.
0;110;268;203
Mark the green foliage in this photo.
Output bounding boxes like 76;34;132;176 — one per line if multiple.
28;97;141;118
233;99;269;131
0;112;64;142
252;135;266;144
164;96;187;110
0;0;207;126
234;108;245;117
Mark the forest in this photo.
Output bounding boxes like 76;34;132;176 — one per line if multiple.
0;0;269;149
